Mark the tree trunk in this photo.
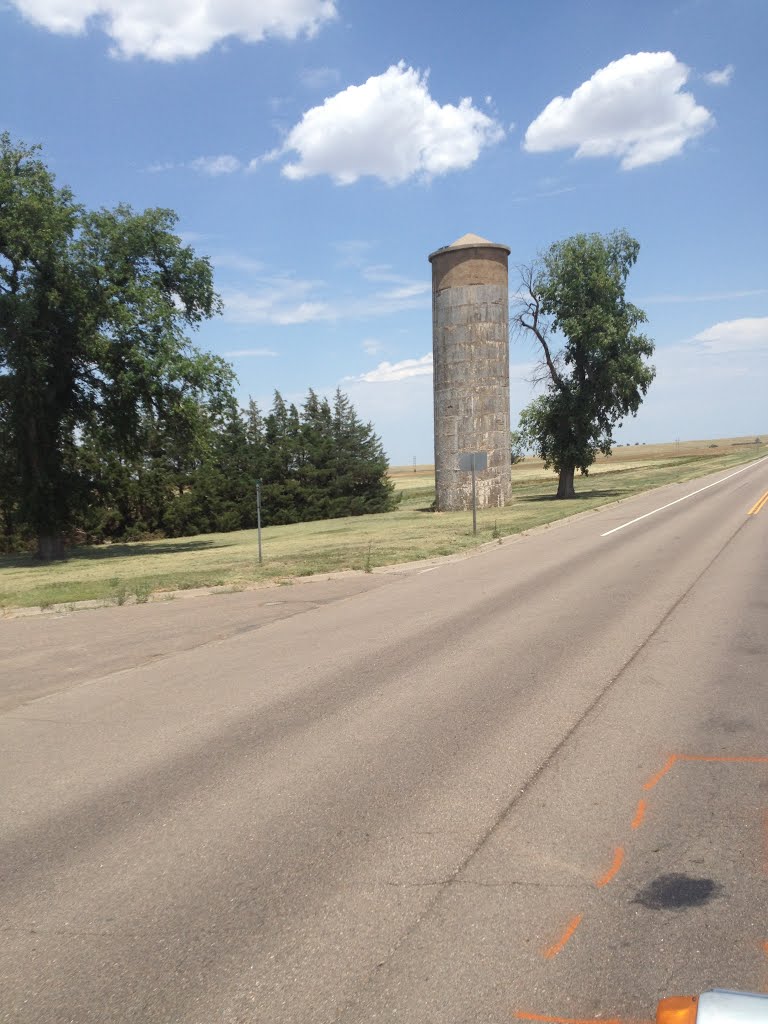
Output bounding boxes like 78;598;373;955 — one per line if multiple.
556;465;576;499
36;533;67;561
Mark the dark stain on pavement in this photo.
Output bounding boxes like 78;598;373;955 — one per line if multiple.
634;873;723;910
705;715;752;734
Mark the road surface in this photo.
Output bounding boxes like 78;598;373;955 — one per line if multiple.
2;458;767;1023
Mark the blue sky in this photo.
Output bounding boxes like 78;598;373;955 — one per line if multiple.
3;0;766;464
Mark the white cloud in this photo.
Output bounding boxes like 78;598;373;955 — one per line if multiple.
222;269;429;325
511;185;576;203
361;264;409;284
377;282;430;301
361;338;384;356
223;348;278;358
689;317;768;354
223;276;326;325
211;252;266;275
703;65;734;86
524;51;714;170
348;354;434;383
10;0;336;60
146;160;176;173
619;339;766;445
638;288;768;304
190;154;242;176
333;240;374;266
300;65;340;90
279;61;505;185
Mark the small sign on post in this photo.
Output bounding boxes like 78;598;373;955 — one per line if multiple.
458;452;487;535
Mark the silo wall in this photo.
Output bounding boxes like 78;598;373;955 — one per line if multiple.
429;238;511;511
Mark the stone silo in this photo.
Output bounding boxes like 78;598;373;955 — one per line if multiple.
428;233;512;511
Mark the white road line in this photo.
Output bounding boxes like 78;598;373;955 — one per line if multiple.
601;455;768;537
419;565;442;574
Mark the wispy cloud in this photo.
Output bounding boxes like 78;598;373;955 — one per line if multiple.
333;240;374;267
222;270;430;325
347;354;433;383
637;288;768;304
146;160;176;174
300;66;340;90
223;348;278;358
703;65;734;86
511;186;577;203
190;154;243;176
361;338;384;356
211;252;266;275
689;316;768;354
222;276;325;325
377;282;430;301
145;154;245;176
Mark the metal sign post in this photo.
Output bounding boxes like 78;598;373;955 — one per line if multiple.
256;479;263;564
471;457;477;535
458;452;487;535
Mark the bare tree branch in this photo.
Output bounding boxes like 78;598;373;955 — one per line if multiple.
511;263;566;393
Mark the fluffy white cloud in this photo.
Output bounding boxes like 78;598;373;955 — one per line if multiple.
279;62;505;185
690;317;768;354
703;65;734;86
524;52;714;170
349;354;433;383
9;0;336;60
190;154;242;176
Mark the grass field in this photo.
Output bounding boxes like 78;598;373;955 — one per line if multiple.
1;435;765;612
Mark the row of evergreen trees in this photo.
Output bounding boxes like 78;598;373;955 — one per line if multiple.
1;388;398;551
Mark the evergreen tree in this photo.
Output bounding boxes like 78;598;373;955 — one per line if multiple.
261;392;301;524
329;389;397;516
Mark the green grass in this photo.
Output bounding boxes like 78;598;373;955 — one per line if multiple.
1;437;765;611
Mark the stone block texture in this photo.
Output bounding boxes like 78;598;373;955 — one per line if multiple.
429;235;512;512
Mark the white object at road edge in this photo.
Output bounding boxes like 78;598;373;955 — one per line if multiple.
601;456;768;537
697;989;768;1022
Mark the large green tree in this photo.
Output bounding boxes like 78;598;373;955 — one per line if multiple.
0;134;233;556
513;230;655;498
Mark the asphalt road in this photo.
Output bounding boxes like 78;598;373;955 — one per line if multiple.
2;458;767;1024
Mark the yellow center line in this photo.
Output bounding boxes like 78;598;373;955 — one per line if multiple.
748;490;768;515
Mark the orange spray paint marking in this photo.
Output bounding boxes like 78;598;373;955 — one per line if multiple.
596;846;625;888
542;914;583;959
631;798;647;830
643;755;677;791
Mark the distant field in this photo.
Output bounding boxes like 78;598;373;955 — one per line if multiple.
1;435;765;612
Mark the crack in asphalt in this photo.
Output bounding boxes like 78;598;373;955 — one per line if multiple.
328;508;755;1024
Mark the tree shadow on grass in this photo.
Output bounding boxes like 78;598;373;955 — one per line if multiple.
73;539;233;560
515;489;624;503
0;538;233;570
